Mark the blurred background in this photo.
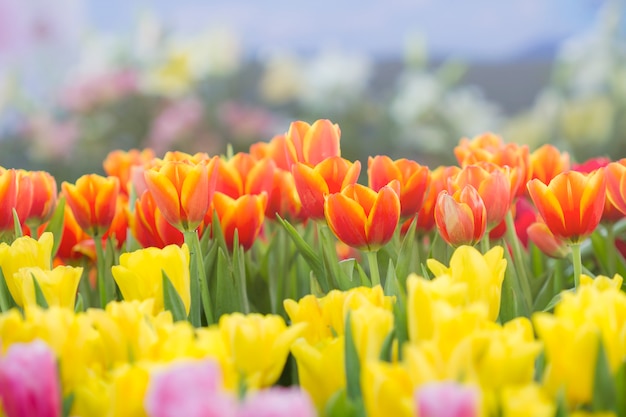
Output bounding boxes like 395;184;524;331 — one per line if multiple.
0;0;625;181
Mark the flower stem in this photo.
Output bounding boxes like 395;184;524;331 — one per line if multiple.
571;242;582;289
93;235;108;308
367;251;381;287
480;233;490;254
606;223;616;274
184;230;214;326
504;210;532;310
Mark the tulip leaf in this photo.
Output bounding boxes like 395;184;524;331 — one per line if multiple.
501;242;531;319
541;289;575;313
210;210;230;261
162;270;187;322
62;392;75;417
319;225;353;290
43;197;66;258
74;293;84;313
420;263;431;280
0;269;16;312
553;390;568;417
31;273;49;309
344;311;362;403
592;337;617;412
379;329;396;362
325;389;359;417
309;273;325;297
591;230;609;275
277;215;327;292
395;216;418;286
615;361;626;416
12;208;23;238
231;230;250;314
215;247;242;317
532;269;557;312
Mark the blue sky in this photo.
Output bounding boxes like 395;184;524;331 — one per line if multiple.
86;0;605;61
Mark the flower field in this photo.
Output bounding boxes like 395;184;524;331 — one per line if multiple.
1;119;626;416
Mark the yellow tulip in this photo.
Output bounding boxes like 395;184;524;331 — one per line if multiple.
291;337;345;412
427;245;507;321
218;312;307;389
112;244;191;315
500;383;555;417
361;361;414;417
71;369;111;417
109;364;151;417
350;304;394;363
0;232;53;306
13;265;82;309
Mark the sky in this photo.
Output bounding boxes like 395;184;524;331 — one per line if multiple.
86;0;606;61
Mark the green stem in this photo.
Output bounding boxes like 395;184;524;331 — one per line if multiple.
606;223;616;275
367;251;381;287
480;233;491;254
571;242;582;289
504;211;533;310
93;235;108;308
184;230;214;326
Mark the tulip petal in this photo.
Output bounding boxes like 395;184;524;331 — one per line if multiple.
366;187;400;250
527;179;567;239
325;193;368;249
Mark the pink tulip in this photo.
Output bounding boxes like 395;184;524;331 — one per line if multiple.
415;382;479;417
144;359;237;417
238;387;317;417
0;339;61;417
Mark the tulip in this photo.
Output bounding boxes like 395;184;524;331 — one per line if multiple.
131;191;184;248
265;168;303;220
362;361;414;417
53;204;92;263
415;382;480;417
527;221;569;259
284;119;341;167
293;156;361;219
109;364;151;417
103;148;155;195
23;170;57;229
0;339;61;417
324;182;400;252
13;170;33;228
144;359;237;417
111;244;191;315
215;153;275;199
250;134;292;171
529;144;570;186
527;169;606;244
238;387;317;417
144;159;217;232
13;265;82;309
350;303;394;363
0;232;53;306
212;192;268;251
368;155;430;219
0;168;18;232
500;384;556;417
606;159;626;216
434;185;487;247
415;165;460;234
62;174;120;237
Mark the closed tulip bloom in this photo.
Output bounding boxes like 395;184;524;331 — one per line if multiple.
530;144;570;185
0;339;61;417
527;221;569;259
215;153;275;199
111;244;191;315
238;387;317;417
527;169;606;244
0;232;53;306
131;191;184;248
606;159;626;216
103;148;155;195
144;159;215;232
62;174;120;237
368;155;430;219
23;170;57;228
293;156;361;219
284;119;341;167
13;265;82;309
415;165;461;234
435;185;487;247
265;168;303;220
250;134;292;171
14;170;33;228
324;182;400;251
212;192;268;251
0;168;18;231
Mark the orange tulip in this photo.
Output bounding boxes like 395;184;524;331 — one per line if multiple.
212;191;268;251
215;153;275;199
434;185;487;246
284;119;341;167
54;203;92;263
62;174;120;237
324;181;400;251
265;169;303;221
250;134;292;171
0;168;18;231
527;221;569;259
527;169;606;244
103;194;129;249
12;170;34;228
103;148;155;195
448;163;511;231
292;157;361;220
368;155;430;220
530;144;570;185
415;165;460;234
131;191;184;248
144;159;217;232
606;159;626;216
573;158;624;223
23;170;57;228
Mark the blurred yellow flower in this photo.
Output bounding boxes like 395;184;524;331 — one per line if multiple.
109;364;151;417
350;304;394;363
500;383;555;417
112;244;191;315
362;361;414;417
14;265;82;309
0;232;53;306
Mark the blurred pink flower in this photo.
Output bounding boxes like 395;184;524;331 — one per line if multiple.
148;97;204;155
0;339;61;417
26;115;79;161
415;382;479;417
144;359;237;417
238;387;317;417
218;101;277;143
59;69;139;112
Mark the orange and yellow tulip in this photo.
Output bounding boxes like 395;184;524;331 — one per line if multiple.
103;148;155;195
265;169;303;221
574;157;624;223
527;220;569;259
324;182;400;251
62;174;120;237
284;119;341;167
434;185;486;246
292;157;361;219
23;170;57;228
53;204;92;263
368;155;430;220
144;158;217;232
414;165;460;234
215;153;275;199
0;168;18;232
530;144;570;186
13;170;33;228
212;191;268;251
606;159;626;216
131;191;184;248
527;169;606;244
250;134;292;171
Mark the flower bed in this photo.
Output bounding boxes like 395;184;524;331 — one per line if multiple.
1;119;626;416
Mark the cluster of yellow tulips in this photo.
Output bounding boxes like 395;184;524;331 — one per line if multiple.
0;119;626;416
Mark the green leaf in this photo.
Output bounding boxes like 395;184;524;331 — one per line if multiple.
215;248;241;317
325;389;359;417
0;268;15;312
43;197;66;258
62;392;75;417
591;230;609;275
532;270;556;312
74;293;84;313
319;225;353;290
615;361;626;416
231;231;250;314
12;208;23;238
501;242;531;320
309;273;325;297
354;262;371;287
344;311;362;403
542;289;574;313
31;273;49;309
395;216;418;286
553;389;568;417
162;270;187;322
379;329;396;362
592;337;617;412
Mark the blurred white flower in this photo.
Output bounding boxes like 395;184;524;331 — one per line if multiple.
259;52;304;104
440;85;501;137
390;71;441;125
